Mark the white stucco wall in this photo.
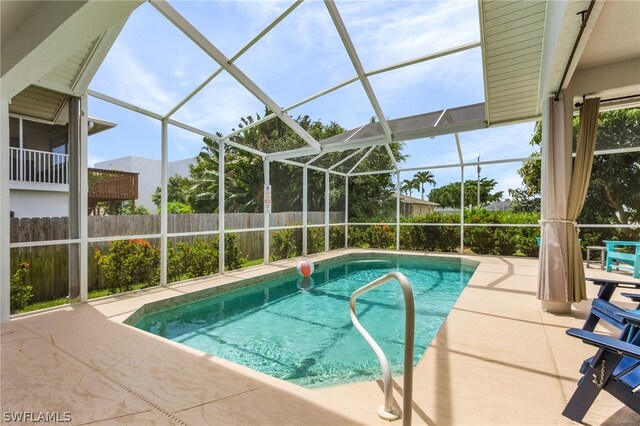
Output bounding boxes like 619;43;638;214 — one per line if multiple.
10;188;68;218
94;156;195;212
169;157;195;178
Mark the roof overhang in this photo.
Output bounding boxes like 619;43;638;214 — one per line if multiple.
0;0;141;99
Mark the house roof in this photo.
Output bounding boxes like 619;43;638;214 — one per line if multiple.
400;195;439;206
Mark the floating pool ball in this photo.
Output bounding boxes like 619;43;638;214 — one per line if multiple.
297;260;314;277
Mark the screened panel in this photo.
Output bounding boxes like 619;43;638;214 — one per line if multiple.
463;225;539;257
269;228;303;262
10;244;71;314
233;0;355;108
399;224;460;253
88;97;161;235
339;0;480;71
88;238;161;299
90;2;217;113
170;0;293;60
171;70;267;139
369;48;484;119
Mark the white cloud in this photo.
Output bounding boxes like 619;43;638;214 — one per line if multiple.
98;44;177;113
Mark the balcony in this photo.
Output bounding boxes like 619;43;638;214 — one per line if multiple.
9;148;138;207
9;147;69;187
88;168;139;210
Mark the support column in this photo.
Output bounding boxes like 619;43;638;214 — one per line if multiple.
263;159;270;264
538;92;573;314
344;176;349;248
302;165;308;257
160;119;168;286
18;118;23;181
460;165;465;254
324;172;330;252
68;98;81;301
396;172;400;251
79;95;89;301
1;98;11;322
219;139;225;273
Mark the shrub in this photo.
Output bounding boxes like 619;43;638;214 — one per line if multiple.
368;222;395;249
307;227;325;254
95;239;160;293
166;202;193;214
329;226;345;250
168;238;218;282
271;228;298;261
224;233;246;271
10;261;32;313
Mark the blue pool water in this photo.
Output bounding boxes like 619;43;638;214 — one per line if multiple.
134;255;477;388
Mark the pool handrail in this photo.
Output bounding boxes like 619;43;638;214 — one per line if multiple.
349;271;415;425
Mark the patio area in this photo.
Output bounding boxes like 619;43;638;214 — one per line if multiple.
2;250;639;425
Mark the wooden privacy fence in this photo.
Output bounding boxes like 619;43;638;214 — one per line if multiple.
11;212;345;242
10;212;345;302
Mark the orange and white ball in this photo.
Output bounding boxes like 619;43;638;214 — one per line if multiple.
297;260;314;277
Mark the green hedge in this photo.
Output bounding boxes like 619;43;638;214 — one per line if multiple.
349;211;541;256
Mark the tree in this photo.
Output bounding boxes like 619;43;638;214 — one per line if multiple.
152;175;193;212
515;108;639;238
401;179;418;197
414;171;436;200
96;200;148;215
185;109;406;220
428;178;503;208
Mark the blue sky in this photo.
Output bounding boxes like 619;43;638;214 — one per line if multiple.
88;0;537;196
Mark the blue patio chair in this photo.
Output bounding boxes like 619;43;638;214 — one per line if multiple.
604;240;640;279
583;277;640;332
563;311;640;422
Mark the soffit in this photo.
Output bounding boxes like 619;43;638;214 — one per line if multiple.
577;0;640;70
480;0;547;125
9;85;68;122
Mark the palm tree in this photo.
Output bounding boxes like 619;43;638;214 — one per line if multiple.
401;179;419;197
414;171;436;200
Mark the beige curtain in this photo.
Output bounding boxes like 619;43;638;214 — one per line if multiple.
537;97;571;302
537;96;600;304
566;97;601;302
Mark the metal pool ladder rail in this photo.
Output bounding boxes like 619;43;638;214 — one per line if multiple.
349;271;415;425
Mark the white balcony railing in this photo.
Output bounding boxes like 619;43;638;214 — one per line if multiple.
9;147;69;185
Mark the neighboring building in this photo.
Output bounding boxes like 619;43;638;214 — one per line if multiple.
94;156;196;211
399;195;439;217
8;110;135;218
434;207;461;215
485;201;512;211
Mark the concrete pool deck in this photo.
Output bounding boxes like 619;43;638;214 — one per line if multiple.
2;249;639;425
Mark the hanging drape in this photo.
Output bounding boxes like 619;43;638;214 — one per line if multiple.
566;97;601;302
537;96;570;302
537;96;600;303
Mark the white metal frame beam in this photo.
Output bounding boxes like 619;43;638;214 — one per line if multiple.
325;1;392;142
325;1;399;173
1;98;10;322
348;146;376;175
455;133;465;253
328;147;366;171
150;0;321;152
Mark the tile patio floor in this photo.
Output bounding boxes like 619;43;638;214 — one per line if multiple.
2;249;639;425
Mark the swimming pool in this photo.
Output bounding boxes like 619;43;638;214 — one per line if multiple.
132;253;477;388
